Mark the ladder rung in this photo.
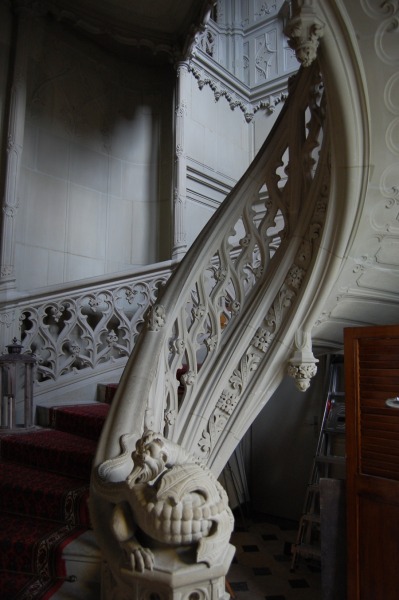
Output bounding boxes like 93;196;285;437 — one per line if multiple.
293;356;345;570
293;543;321;559
307;484;319;493
300;513;321;524
316;455;345;464
323;427;345;434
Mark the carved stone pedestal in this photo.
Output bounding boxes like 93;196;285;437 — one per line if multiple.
103;543;235;600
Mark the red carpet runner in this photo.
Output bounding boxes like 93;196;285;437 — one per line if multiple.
0;402;110;599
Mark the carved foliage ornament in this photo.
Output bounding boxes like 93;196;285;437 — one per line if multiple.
148;305;166;332
0;311;16;327
287;331;318;392
198;349;261;457
284;2;325;67
1;266;14;278
189;64;288;122
287;362;318;391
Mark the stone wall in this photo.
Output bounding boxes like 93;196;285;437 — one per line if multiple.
12;18;174;291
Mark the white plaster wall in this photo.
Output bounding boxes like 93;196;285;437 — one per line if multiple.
8;9;290;291
187;78;252;177
185;198;215;249
184;74;282;247
252;105;282;155
250;359;330;521
0;4;11;152
15;20;174;291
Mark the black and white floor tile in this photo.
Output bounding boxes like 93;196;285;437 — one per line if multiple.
227;513;321;600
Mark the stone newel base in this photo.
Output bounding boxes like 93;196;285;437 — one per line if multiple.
102;543;235;600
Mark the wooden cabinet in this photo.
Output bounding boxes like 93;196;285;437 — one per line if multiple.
345;324;399;600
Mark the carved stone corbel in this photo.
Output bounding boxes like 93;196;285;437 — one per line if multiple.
287;330;318;391
283;0;325;67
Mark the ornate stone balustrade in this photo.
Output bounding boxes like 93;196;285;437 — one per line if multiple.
0;263;172;404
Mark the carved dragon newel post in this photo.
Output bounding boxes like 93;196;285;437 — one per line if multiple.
90;2;326;599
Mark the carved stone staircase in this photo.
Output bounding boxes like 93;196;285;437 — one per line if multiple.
0;22;366;594
0;400;112;599
87;59;340;598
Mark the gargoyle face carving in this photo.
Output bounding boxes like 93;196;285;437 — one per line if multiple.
127;431;168;486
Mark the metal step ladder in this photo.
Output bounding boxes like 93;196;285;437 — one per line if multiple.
290;356;346;571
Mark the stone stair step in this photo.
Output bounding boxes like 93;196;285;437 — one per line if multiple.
59;530;102;600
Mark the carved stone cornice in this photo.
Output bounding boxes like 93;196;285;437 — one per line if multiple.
190;9;298;123
189;60;289;122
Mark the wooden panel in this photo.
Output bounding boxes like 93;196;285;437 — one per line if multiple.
345;324;399;600
358;336;399;481
358;496;399;600
320;478;347;600
361;410;399;479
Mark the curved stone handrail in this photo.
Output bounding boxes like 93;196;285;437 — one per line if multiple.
94;60;327;478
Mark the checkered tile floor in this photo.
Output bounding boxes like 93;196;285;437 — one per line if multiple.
227;513;321;600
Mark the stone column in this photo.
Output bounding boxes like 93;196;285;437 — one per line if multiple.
172;61;190;262
232;0;243;79
0;1;35;291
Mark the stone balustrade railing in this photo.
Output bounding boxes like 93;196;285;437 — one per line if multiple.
0;262;173;404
